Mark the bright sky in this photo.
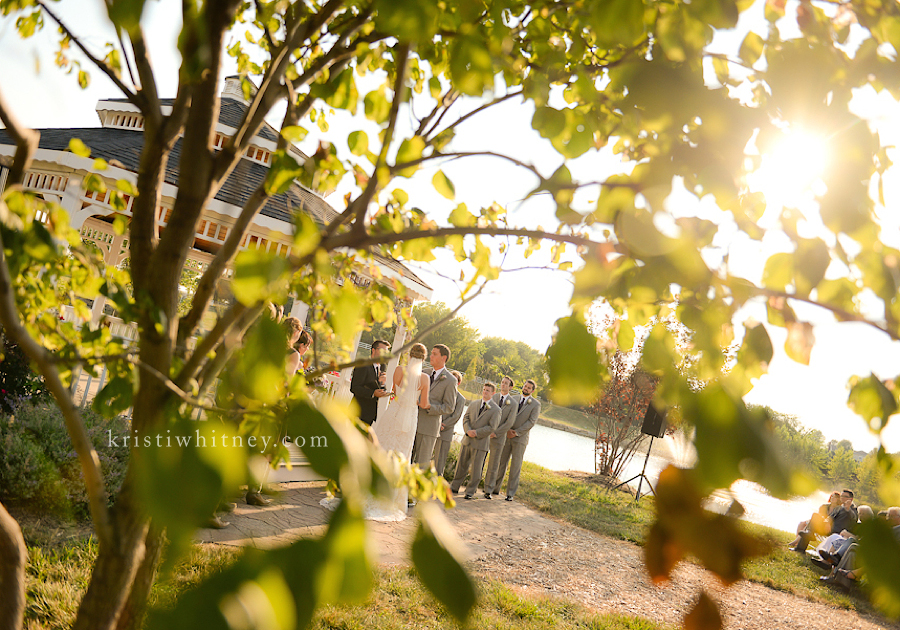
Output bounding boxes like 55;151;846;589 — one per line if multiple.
2;1;900;453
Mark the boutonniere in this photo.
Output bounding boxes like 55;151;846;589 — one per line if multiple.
505;399;511;405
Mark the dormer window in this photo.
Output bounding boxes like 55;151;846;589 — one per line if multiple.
213;133;228;149
244;146;271;165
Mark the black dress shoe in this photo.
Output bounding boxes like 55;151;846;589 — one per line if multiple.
810;556;832;571
483;493;492;500
505;495;513;501
819;550;838;565
464;495;474;500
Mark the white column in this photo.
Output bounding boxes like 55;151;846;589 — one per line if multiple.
289;300;309;323
332;329;363;404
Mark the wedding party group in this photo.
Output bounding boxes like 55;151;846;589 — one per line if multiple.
350;340;541;521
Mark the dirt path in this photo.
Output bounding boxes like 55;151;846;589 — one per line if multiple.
198;481;898;630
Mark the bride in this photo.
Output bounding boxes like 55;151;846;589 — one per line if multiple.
364;342;430;521
320;343;430;521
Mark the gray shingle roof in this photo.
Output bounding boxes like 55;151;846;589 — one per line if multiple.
101;96;280;141
0;124;430;290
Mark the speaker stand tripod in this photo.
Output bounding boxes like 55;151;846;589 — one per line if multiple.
611;435;656;501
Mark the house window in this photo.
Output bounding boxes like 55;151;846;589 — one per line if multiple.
197;220;206;235
217;225;227;240
206;222;218;237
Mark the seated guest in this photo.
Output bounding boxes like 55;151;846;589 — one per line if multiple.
789;492;840;549
821;506;900;587
792;489;858;552
816;505;874;566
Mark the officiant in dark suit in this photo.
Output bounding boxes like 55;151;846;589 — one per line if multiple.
351;339;391;425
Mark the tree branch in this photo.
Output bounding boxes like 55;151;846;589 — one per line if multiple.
129;26;163;128
429;90;523;141
175;301;249;387
305;283;485;379
0;500;26;630
0;236;113;548
214;0;346;181
343;43;410;237
0;87;39;191
36;0;141;110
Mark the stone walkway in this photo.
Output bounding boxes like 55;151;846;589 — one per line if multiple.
197;481;563;564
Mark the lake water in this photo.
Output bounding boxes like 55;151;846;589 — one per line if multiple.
522;424;826;534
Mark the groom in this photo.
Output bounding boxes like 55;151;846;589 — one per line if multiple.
411;344;458;468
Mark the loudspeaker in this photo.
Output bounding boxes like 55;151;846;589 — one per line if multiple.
640;403;667;438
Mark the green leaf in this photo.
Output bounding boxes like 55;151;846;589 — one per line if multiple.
784;321;814;365
283;400;348;481
92;375;133;417
326;284;364;341
348;130;368;156
794;238;830;297
532;106;567;140
373;0;438;41
265;151;304;195
739;31;764;66
364;88;391;124
449;34;494;97
281;125;309;143
761;252;792;291
432;170;455;200
848;374;897;433
232;248;290;306
547;315;601;405
318;500;373;603
856;520;900;618
395;136;426;177
411;503;477;623
68;138;91;158
588;0;646;48
323;67;359;113
735;321;773;381
447;203;476;227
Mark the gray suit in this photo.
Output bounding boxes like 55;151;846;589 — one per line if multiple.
484;392;520;494
433;390;467;476
495;396;541;498
450;399;500;497
412;367;458;467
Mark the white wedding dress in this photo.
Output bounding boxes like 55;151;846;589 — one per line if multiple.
320;358;423;522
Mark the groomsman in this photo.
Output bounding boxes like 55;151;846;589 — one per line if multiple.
483;376;520;498
411;344;458;467
450;382;501;499
350;340;390;425
494;379;540;501
433;370;466;476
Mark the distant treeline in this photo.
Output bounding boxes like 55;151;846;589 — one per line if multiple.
768;408;894;506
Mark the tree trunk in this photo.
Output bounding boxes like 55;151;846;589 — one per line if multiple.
72;476;149;630
0;500;26;630
114;526;166;630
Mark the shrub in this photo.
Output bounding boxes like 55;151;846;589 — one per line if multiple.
0;332;49;413
0;402;130;518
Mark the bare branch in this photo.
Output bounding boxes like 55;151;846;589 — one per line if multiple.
0;236;113;548
36;0;141;110
305;283;486;379
0;87;39;190
175;301;249;387
342;43;411;236
427;89;522;140
215;0;346;179
391;149;543;181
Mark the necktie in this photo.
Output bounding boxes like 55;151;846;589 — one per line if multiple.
431;370;437;383
500;396;505;407
480;402;486;414
519;398;525;410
